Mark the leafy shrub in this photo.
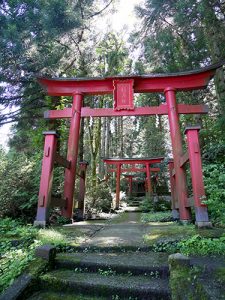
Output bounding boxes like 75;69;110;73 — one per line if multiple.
203;163;225;226
85;182;113;213
178;234;225;256
0;150;42;221
141;211;173;222
0;217;39;293
0;218;37;240
140;197;154;212
0;242;38;293
0;217;74;293
153;197;171;212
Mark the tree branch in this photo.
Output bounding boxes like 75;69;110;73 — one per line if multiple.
87;0;113;19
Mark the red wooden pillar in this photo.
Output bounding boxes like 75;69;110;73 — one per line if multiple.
168;161;179;219
164;88;191;222
115;163;121;209
146;163;153;197
34;131;58;226
185;126;212;227
62;93;83;219
77;161;89;221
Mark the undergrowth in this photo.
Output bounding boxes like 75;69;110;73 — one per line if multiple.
141;211;173;222
0;218;82;293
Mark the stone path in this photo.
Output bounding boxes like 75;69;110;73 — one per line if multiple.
28;208;171;299
82;210;151;249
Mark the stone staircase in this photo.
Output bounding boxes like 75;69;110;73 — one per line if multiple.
127;197;143;207
28;250;171;300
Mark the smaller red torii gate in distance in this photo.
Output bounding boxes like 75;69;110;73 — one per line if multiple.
106;161;161;202
123;173;158;198
104;157;164;209
34;62;224;227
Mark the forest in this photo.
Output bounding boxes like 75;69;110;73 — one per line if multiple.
0;0;225;296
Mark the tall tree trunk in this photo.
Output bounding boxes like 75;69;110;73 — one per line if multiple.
202;0;225;118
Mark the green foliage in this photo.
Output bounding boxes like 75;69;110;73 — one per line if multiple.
37;229;68;246
0;218;37;240
0;0;95;124
140;197;154;212
170;265;208;300
0;242;38;293
178;234;225;256
203;163;225;226
0;217;39;293
96;33;131;76
153;197;171;212
141;211;172;223
97;267;116;276
0;149;42;221
140;196;171;213
85;182;113;214
0;217;83;293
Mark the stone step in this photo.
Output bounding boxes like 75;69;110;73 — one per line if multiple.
56;252;169;278
40;269;171;300
28;290;105;300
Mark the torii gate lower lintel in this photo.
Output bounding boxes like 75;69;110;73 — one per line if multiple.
34;62;224;227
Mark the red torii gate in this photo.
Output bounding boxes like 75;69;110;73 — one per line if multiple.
104;157;163;208
123;174;145;198
34;62;223;227
123;173;158;198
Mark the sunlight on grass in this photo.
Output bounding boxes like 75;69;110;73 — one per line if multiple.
144;223;196;245
38;229;67;246
146;234;160;241
37;228;84;246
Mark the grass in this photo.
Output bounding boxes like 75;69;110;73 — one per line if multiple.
141;212;225;255
0;219;91;294
141;211;172;223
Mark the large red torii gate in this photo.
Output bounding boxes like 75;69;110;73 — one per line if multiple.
34;62;223;227
104;157;163;209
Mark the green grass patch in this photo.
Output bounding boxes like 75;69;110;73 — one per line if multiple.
143;219;225;255
141;211;172;223
178;234;225;256
0;219;88;293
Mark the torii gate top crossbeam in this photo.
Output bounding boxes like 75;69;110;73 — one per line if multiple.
38;62;223;96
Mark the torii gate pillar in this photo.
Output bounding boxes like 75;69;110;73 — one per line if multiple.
115;164;121;209
77;161;89;221
164;88;191;222
62;93;83;219
168;161;179;220
185;126;212;227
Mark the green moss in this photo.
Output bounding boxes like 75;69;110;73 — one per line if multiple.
29;291;105;300
215;267;225;284
26;257;49;277
170;265;208;300
143;223;195;246
57;254;81;264
143;222;224;247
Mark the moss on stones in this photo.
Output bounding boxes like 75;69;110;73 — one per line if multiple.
169;264;208;300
